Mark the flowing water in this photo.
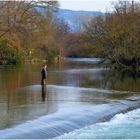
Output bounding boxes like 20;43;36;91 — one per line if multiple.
0;58;140;139
57;108;140;139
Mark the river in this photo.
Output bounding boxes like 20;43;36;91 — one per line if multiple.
0;58;140;139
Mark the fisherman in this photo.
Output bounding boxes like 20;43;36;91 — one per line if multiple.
41;64;47;85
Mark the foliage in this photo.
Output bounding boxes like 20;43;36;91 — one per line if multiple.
0;0;69;64
0;38;21;64
84;1;140;69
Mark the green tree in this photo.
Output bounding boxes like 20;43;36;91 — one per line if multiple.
0;38;21;64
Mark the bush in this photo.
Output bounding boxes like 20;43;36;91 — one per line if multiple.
0;38;21;65
84;1;140;69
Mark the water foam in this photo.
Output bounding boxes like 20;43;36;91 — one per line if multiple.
0;96;140;139
57;109;140;139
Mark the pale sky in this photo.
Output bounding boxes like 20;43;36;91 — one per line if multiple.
59;0;139;12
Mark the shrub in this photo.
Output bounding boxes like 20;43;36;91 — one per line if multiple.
0;38;21;65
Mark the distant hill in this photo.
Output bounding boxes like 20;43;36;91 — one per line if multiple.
37;7;104;32
57;9;103;32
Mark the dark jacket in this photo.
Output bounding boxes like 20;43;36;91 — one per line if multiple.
41;67;47;79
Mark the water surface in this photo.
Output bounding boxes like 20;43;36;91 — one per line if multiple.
57;108;140;139
0;58;140;138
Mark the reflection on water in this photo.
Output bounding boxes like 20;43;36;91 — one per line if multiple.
41;85;46;102
0;58;140;131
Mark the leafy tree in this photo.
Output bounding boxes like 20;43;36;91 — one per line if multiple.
0;38;21;64
84;1;140;69
0;0;68;64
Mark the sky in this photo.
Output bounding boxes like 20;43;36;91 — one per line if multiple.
59;0;114;12
59;0;138;12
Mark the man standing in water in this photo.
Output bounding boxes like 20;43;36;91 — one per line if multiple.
41;64;47;102
41;64;47;85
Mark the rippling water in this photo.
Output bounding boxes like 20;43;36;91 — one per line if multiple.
57;108;140;139
0;58;140;138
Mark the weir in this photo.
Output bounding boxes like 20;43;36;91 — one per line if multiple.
0;85;140;139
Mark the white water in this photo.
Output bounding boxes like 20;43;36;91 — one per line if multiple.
0;57;140;139
0;90;140;139
57;108;140;139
